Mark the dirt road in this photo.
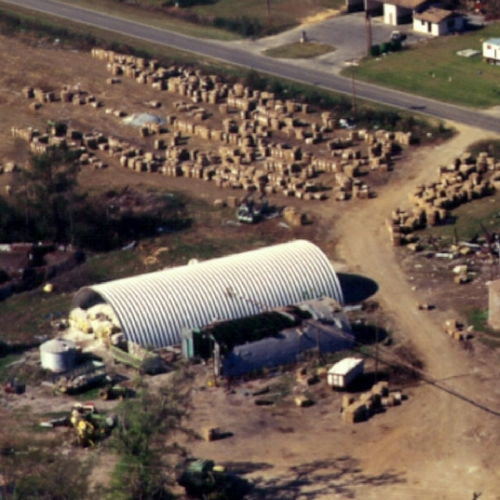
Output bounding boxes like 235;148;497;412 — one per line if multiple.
331;124;500;499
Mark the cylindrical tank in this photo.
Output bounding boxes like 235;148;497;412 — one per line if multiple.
40;338;76;373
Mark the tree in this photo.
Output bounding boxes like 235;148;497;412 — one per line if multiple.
13;148;81;243
106;368;194;500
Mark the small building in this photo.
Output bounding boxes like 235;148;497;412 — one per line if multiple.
183;297;354;377
483;38;500;64
380;0;429;26
413;7;464;36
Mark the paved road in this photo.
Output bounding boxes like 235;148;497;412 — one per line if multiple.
4;0;500;132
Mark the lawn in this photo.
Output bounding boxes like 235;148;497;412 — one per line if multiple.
263;41;335;59
351;23;500;108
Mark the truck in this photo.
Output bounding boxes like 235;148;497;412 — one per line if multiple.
327;357;364;389
236;192;268;224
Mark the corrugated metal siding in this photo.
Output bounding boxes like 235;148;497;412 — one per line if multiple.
222;324;354;377
72;240;343;348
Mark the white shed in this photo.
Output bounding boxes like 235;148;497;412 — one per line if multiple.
483;38;500;64
413;7;464;36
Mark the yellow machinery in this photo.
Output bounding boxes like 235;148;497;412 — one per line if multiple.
69;403;115;447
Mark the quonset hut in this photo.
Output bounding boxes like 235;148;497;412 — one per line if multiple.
71;240;344;349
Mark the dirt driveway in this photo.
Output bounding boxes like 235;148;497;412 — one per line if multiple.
187;125;500;500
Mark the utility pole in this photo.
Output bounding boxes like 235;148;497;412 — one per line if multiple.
266;0;271;26
350;62;356;121
365;10;373;56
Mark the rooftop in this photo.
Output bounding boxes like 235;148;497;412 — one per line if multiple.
383;0;428;10
414;7;457;23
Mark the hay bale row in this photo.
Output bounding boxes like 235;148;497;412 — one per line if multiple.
393;152;500;245
341;381;403;424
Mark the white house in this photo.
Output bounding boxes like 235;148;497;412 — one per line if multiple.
413;7;465;36
483;38;500;64
380;0;429;25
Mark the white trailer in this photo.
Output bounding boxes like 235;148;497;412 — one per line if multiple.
483;38;500;64
327;357;364;389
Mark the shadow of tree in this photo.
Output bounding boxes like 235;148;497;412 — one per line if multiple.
246;456;406;500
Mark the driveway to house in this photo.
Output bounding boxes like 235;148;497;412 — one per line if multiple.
239;11;424;74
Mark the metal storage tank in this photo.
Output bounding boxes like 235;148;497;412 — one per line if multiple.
40;338;77;373
72;240;344;349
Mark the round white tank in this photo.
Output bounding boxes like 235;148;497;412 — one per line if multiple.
40;338;76;373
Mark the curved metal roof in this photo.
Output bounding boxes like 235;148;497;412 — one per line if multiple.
72;240;343;348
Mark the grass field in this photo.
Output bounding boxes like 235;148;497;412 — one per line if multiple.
56;0;344;37
351;23;500;108
263;41;335;59
421;193;500;242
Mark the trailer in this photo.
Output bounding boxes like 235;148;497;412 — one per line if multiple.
54;360;108;394
109;344;162;374
327;357;364;389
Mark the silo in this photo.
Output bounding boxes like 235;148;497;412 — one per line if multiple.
40;338;77;373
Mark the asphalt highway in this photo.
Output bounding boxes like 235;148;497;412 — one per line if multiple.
3;0;500;132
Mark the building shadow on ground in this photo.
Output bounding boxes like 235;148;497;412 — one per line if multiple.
337;274;378;304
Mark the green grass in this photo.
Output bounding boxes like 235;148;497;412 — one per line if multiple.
466;309;500;351
51;0;241;40
0;354;22;375
351;23;500;108
263;41;335;59
54;0;344;38
420;194;500;243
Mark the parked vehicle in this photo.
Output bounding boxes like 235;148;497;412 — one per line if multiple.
327;357;364;389
54;360;108;394
390;30;407;42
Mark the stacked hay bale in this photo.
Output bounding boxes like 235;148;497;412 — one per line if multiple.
341;381;404;423
282;206;306;226
390;152;500;246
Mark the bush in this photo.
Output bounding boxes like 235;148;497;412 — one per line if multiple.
370;44;381;57
213;16;262;37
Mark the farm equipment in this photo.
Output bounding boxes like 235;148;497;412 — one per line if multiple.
40;402;116;447
3;378;25;395
109;343;162;375
236;192;269;224
98;383;133;401
70;402;116;447
177;458;240;499
53;360;109;395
